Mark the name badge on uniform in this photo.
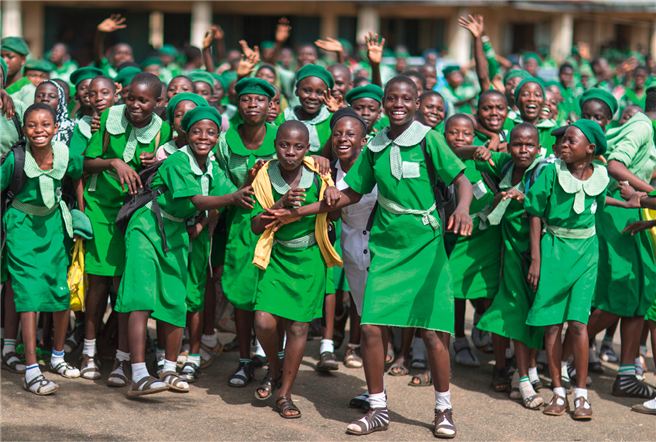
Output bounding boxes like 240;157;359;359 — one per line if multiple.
473;180;487;200
591;201;597;214
402;161;420;179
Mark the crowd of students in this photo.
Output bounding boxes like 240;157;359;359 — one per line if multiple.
1;12;656;438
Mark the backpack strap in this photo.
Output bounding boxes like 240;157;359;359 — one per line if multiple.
9;141;27;201
154;130;162;150
11;114;23;141
524;160;550;195
101;129;110;156
150;185;170;253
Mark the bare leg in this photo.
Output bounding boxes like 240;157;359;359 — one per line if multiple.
113;277;130;354
544;324;564;389
454;299;466;338
21;312;38;366
361;324;386;394
127;311;150;364
203;268;218;336
85;274;110;341
234;308;254;360
421;329;450;392
187;311;203;355
493;335;509;369
254;311;282;397
514;340;530;378
348;299;361;345
3;280;19;341
321;292;335;341
40;313;53;349
52;310;70;353
163;321;184;363
568;321;589;389
619;316;645;366
277;319;309;416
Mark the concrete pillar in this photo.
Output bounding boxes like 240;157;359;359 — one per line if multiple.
2;0;22;38
356;5;379;44
320;11;338;39
651;17;656;59
22;2;45;57
448;8;471;66
190;1;212;49
149;11;164;50
550;13;573;65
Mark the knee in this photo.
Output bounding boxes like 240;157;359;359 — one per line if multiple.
287;321;309;338
567;321;587;337
360;324;380;343
421;330;446;351
254;312;276;336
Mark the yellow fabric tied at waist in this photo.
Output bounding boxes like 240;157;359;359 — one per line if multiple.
545;224;595;239
376;192;440;231
252;157;342;270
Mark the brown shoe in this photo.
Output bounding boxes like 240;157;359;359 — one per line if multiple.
543;394;569;416
573;397;593;420
433;408;457;439
316;351;338;371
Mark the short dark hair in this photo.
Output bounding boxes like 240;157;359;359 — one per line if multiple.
384;75;418;100
169;75;197;93
90;75;116;93
478;89;507;105
24;102;57;122
419;90;444;105
277;120;309;144
130;72;163;99
558;63;574;75
402;70;427;91
445;113;474;132
117;61;140;71
510;122;539;142
583;98;612;119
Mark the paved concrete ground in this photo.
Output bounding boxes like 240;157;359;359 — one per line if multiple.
2;315;655;441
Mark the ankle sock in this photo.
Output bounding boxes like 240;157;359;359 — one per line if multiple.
3;338;16;356
574;388;590;408
413;337;426;361
83;339;96;357
369;391;386;409
320;339;334;354
155;347;165;361
131;362;149;382
639;345;648;358
347;343;361;350
553;387;567;404
186;354;200;368
116;349;130;362
162;359;177;373
528;366;539;383
560;361;570;381
254;339;266;357
519;376;537;400
644;398;656;410
201;332;218;348
618;364;636;376
635;357;642;369
435;389;452;411
25;363;42;384
278;351;284;360
51;349;65;366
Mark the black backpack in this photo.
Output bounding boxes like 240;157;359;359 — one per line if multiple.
115;160;171;253
0;116;27;252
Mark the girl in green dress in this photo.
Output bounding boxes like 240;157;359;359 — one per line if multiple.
69;75;116;158
344;83;383;140
266;77;474;437
215;78;278;388
82;72;171;386
510;78;557;157
2;103;84;394
419;91;446;135
116;106;254;396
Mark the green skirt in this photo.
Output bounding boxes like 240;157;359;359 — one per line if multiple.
116;207;189;327
594;193;656;317
254;242;326;323
5;207;70;312
221;206;259;310
527;233;597;326
186;228;209;313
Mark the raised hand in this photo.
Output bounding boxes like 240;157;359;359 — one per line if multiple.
365;32;385;65
203;25;224;49
275;17;291;43
237;52;259;78
315;37;343;54
577;41;590;60
98;14;127;33
321;90;342;113
457;14;484;39
324;186;341;206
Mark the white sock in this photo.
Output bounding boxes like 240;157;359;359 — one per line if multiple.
201;332;218;348
643;398;656;410
162;359;177;373
635;357;642;369
639;345;648;357
25;363;42;384
254;339;266;357
553;387;567;405
3;338;16;356
83;339;96;357
369;391;386;409
519;376;537;400
347;343;361;350
561;361;570;381
413;337;425;360
588;346;599;363
51;349;65;367
131;362;149;383
116;349;130;362
528;366;539;383
574;388;591;409
185;354;201;370
435;390;452;411
320;339;334;354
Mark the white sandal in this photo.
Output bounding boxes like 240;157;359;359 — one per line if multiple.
24;374;59;395
51;361;81;378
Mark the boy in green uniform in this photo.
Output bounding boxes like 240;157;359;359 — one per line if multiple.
525;120;642;419
1;37;36;106
344;84;383;141
2;103;85;394
215;78;277;388
274;65;334;153
250;121;342;418
116;106;252;396
82;72;171;385
267;76;474;437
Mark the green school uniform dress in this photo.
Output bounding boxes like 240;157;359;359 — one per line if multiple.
6;77;36;107
595;112;656;317
252;162;328;323
68;115;93;157
475;151;544;349
525;160;609;326
274;106;332;154
344;122;465;332
506;117;558;158
51;60;79;87
1;141;82;312
116;147;235;327
0;99;25;155
83;105;171;277
620;88;646;116
440;83;477;115
215;124;277;311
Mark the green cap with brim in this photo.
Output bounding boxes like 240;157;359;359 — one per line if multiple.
23;59;54;73
579;88;618;117
166;92;209;123
296;64;334;90
514;77;545;103
570;119;607;156
114;66;142;86
523;52;541;64
442;65;460;77
189;70;215;92
646;80;656;93
235;78;276;98
1;37;29;56
260;40;275;50
70;67;104;87
181;105;222;133
71;209;94;240
345;84;383;105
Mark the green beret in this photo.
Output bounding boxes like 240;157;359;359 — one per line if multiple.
514;77;545;103
210;73;228;92
166;92;209;123
70;67;104;87
188;70;215;92
23;59;54;73
0;58;7;86
578;63;593;77
442;65;460;77
345;84;383;105
114;66;142;86
181;106;222;133
159;44;177;57
523;52;541;64
222;71;237;88
235;78;275;98
71;209;93;240
579;88;618;117
503;69;531;84
1;37;29;56
141;57;163;69
570;119;607;156
260;40;275;50
296;64;334;90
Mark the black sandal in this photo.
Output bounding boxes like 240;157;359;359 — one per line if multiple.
254;369;281;401
491;366;510;392
276;396;301;419
228;361;255;388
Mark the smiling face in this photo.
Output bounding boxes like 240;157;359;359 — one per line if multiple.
351;97;381;133
524;58;539;77
75;78;93;108
194;81;213;100
89;78;116;114
634;69;648;89
125;82;161;124
188;119;219;158
24;108;58;149
445;117;474;151
517;82;544;121
210;79;224;105
167;76;195;100
275;126;310;171
25;69;50;87
504;76;522;105
112;44;134;68
419;94;445;129
295;76;327;117
509;127;539;169
541;90;559;120
49;43;67;65
332;117;367;164
419;65;438;90
1;51;25;77
477;93;508;132
267;89;281;123
446;71;464;89
384;81;418;129
238;93;270;126
560;126;594;164
580;99;611;132
297;45;317;68
173;100;197;134
35;82;59;111
559;66;573;88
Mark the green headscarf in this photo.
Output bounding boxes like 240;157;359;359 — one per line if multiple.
23;59;55;73
189;70;215;92
579;88;618;117
0;37;29;56
235;78;276;98
442;65;460;77
114;66;142;87
70;67;104;87
570;119;607;155
514;77;545;103
296;64;334;90
503;69;531;85
166;92;209;123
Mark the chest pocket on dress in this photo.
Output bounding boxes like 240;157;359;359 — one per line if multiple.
402;161;420;179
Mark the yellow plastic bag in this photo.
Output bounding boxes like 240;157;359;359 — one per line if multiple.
67;240;88;312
